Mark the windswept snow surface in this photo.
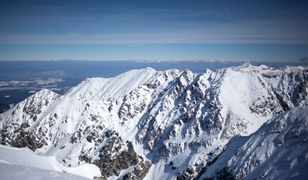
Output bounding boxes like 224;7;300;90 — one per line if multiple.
0;64;307;179
201;105;308;180
0;164;87;180
228;106;308;180
0;145;100;179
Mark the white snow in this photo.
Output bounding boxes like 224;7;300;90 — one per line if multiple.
0;145;101;179
219;69;270;135
229;106;308;180
201;106;308;179
0;164;87;180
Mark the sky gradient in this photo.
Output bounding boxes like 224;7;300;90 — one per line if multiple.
0;0;307;61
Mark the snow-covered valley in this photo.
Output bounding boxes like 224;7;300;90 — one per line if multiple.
0;63;307;179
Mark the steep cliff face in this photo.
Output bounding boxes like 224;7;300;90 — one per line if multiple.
0;64;307;179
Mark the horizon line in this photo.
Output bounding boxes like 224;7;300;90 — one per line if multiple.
0;59;306;63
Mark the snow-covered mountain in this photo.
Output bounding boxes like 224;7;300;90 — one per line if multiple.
0;63;307;179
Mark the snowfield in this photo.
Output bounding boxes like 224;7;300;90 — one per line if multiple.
0;63;307;179
0;145;100;179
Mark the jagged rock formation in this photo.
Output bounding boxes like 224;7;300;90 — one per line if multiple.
0;64;307;179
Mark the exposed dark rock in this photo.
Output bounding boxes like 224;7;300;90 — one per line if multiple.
216;167;236;180
177;166;196;180
130;156;151;179
94;133;137;177
6;129;44;151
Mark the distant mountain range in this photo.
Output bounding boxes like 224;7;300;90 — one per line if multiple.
0;63;307;179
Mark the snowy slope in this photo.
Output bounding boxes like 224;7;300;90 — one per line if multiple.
0;164;86;180
0;145;100;179
0;64;307;179
201;105;308;180
229;105;308;180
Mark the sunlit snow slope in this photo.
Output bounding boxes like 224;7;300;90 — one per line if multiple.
0;145;100;179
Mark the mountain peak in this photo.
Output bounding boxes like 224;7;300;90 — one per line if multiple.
231;63;271;72
33;88;58;96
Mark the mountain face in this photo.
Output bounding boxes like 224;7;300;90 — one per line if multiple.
0;64;307;179
200;105;308;180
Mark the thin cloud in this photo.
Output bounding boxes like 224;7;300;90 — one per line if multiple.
0;19;307;44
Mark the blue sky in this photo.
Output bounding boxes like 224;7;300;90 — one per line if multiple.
0;0;307;61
